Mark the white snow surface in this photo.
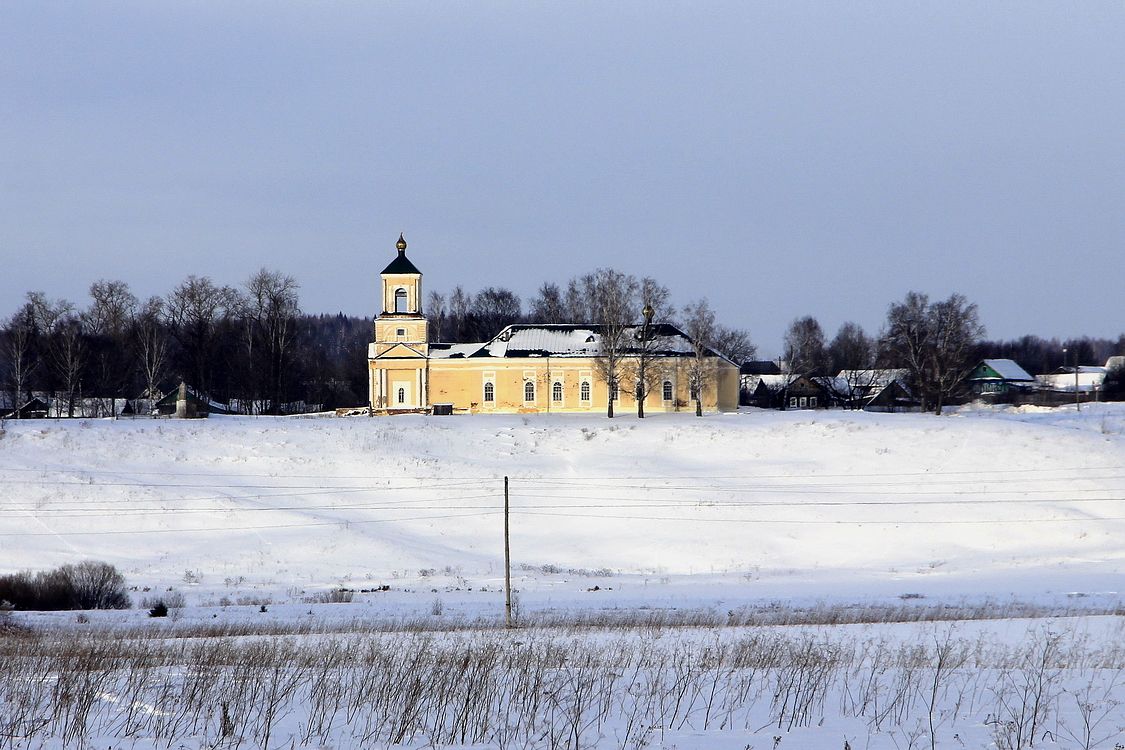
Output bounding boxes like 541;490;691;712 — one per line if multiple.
2;404;1124;612
5;404;1125;750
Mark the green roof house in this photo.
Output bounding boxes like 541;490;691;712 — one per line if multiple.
966;359;1035;398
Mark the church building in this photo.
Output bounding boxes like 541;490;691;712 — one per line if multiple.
368;235;740;414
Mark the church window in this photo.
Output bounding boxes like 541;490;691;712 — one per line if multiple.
524;380;535;402
484;382;494;402
662;381;673;401
580;381;591;402
611;381;619;401
394;288;408;313
552;381;563;402
397;387;405;405
690;383;700;400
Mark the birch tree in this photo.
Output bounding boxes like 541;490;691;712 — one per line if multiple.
681;298;718;417
588;268;639;418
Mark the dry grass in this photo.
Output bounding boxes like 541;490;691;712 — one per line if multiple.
1;610;1124;749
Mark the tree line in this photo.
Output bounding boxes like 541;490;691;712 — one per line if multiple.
0;271;370;416
3;269;1121;418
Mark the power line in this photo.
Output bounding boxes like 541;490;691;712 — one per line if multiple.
0;510;504;537
5;493;1125;516
511;509;1125;525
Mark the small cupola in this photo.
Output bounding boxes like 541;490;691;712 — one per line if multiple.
381;233;422;275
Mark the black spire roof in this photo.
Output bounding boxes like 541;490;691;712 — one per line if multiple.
381;233;422;275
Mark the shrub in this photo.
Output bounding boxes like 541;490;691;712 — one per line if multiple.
149;601;168;618
0;561;131;611
303;589;354;604
142;590;186;610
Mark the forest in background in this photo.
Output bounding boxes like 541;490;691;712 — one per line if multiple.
1;268;1121;415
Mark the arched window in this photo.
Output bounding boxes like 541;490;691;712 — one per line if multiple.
690;383;700;401
397;387;405;405
524;380;535;402
611;381;619;401
663;381;673;401
552;381;563;402
483;382;494;402
580;381;591;402
394;288;408;313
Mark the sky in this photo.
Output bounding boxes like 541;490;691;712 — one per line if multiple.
1;2;1123;357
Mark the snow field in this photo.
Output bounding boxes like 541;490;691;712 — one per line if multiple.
1;405;1124;610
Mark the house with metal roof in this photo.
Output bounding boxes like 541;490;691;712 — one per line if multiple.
965;359;1036;398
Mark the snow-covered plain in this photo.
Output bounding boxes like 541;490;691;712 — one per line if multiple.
3;404;1125;749
3;404;1124;610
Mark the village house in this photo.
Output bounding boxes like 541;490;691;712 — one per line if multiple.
965;359;1036;398
367;236;740;414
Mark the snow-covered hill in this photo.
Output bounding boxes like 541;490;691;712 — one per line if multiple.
2;404;1124;610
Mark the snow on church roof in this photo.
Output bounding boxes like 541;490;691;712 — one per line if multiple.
482;325;602;357
429;323;727;361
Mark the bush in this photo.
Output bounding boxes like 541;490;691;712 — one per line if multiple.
141;590;186;610
148;601;168;618
0;561;131;611
303;589;354;604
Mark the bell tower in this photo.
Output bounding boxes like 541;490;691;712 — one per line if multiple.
373;233;428;356
369;234;430;411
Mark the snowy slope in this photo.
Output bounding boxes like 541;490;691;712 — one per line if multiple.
1;404;1124;609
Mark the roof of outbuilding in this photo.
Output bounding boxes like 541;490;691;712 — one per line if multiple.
740;360;782;375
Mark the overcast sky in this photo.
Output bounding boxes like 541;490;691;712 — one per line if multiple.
2;2;1123;356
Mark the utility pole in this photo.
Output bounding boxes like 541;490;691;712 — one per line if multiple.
1075;352;1081;411
504;475;513;628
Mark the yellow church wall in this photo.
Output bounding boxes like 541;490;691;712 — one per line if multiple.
370;353;738;414
426;358;606;413
373;320;428;355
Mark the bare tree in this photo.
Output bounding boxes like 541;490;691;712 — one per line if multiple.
84;280;137;337
470;287;522;340
133;296;169;402
564;277;590;322
164;275;238;399
681;298;718;417
881;291;984;414
926;293;984;414
243;269;301;413
49;315;87;417
588;269;639;418
711;325;756;366
783;316;828;376
781;315;827;408
26;293;75;410
1;305;38;417
828;322;877;408
621;279;675;417
447;286;472;342
426;291;447;342
881;291;931;408
529;282;566;323
84;280;137;415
